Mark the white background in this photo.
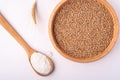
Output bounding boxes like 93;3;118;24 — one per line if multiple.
0;0;120;80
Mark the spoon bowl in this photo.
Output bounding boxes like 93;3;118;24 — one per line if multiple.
0;13;54;76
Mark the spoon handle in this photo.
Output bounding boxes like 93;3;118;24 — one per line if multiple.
0;13;34;55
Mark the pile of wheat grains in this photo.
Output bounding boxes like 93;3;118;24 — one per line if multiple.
53;0;114;59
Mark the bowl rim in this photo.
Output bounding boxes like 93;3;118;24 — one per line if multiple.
49;0;119;63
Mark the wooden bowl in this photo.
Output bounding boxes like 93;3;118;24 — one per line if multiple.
49;0;119;62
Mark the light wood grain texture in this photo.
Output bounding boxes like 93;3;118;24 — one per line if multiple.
0;13;54;76
49;0;119;63
0;13;34;56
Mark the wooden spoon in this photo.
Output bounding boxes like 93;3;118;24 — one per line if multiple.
0;13;54;76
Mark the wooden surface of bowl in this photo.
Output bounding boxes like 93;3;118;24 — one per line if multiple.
49;0;119;62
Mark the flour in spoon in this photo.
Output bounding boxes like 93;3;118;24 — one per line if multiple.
30;52;52;75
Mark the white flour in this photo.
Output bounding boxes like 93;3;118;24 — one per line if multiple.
30;52;51;75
